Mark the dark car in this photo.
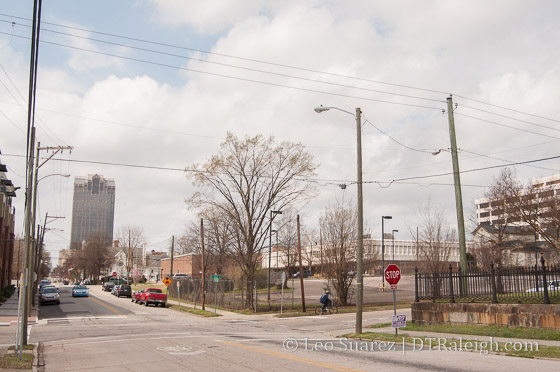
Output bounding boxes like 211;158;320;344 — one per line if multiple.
116;285;132;298
102;282;115;292
292;271;313;278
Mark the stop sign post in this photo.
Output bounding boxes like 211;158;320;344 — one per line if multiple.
384;264;401;336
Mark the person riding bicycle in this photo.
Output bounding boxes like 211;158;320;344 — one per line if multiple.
319;290;332;312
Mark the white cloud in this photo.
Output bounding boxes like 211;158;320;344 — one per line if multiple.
3;1;560;265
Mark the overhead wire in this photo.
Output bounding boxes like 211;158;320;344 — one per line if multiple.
0;14;451;96
0;31;444;111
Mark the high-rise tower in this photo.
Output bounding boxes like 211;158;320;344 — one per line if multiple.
70;174;115;249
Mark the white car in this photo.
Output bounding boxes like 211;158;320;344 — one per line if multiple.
525;280;560;293
39;286;60;305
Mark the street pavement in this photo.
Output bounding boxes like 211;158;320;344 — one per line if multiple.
0;284;559;371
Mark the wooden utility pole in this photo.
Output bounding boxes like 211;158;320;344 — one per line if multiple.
200;218;205;310
297;215;305;312
320;229;323;277
170;235;174;277
447;96;467;274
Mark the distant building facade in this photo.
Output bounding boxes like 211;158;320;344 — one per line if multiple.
70;174;115;249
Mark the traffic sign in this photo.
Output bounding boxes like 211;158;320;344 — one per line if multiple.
211;275;222;282
392;314;407;328
384;264;401;285
390;284;397;290
163;276;172;286
112;272;117;277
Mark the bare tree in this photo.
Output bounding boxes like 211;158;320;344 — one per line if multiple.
483;168;560;254
277;209;299;277
319;199;357;306
188;133;317;308
181;206;235;275
415;198;455;273
66;232;114;283
302;228;319;272
116;225;146;281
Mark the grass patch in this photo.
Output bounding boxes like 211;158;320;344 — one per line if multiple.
275;303;411;318
8;345;34;351
168;304;221;317
0;353;33;369
401;323;560;341
342;331;560;359
367;322;392;329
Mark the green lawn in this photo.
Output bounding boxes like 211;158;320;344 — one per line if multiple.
168;304;221;317
342;331;560;359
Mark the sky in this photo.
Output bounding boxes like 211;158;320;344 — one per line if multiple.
2;0;560;267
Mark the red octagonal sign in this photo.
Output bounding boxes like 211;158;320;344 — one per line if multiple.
384;264;401;285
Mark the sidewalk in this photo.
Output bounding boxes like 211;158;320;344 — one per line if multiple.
0;292;38;328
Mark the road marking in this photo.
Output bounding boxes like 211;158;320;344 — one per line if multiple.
156;345;205;356
88;296;125;316
217;340;365;372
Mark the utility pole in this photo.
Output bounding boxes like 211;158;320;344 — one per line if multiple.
297;215;305;312
200;219;205;310
170;235;174;277
21;0;42;349
355;107;364;335
320;229;323;277
127;230;131;284
447;96;467;274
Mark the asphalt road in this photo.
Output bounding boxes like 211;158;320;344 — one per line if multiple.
19;284;559;372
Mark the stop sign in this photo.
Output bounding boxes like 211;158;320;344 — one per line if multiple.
112;272;117;277
384;264;401;285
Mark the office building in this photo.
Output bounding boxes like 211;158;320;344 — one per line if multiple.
70;174;115;249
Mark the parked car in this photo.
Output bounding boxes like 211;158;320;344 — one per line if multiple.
39;286;60;305
132;289;145;303
72;285;89;297
172;273;191;280
139;288;167;307
102;282;115;292
116;285;132;298
111;285;121;295
292;271;313;278
526;280;560;293
63;280;69;285
38;279;51;289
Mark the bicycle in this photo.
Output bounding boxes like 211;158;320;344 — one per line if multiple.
314;302;339;315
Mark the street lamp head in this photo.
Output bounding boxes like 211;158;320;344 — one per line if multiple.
314;105;330;113
271;210;282;215
392;229;398;234
382;215;392;220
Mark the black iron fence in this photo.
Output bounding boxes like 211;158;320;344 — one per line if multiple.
414;256;560;304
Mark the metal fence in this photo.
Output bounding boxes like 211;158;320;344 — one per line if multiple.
414;257;560;304
166;278;301;311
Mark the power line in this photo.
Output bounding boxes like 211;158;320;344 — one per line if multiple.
458;102;560;133
0;14;451;97
454;94;560;124
454;112;560;140
391;154;560;183
0;31;444;112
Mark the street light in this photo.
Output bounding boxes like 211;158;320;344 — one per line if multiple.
38;173;70;182
392;229;398;262
268;210;282;301
271;229;279;268
381;216;392;289
315;105;365;334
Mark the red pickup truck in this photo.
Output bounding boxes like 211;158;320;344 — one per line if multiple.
140;288;167;307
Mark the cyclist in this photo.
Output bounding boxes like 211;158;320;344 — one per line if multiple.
319;290;332;313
